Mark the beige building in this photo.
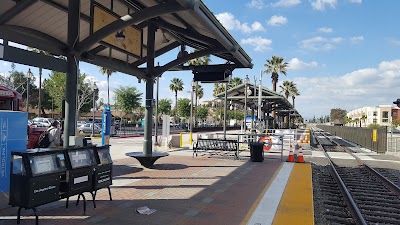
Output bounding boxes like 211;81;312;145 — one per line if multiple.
347;105;392;127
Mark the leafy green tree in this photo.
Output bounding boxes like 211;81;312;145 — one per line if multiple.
114;86;142;116
169;78;184;119
392;118;400;128
158;99;172;115
43;71;98;115
197;106;209;121
330;108;347;124
177;98;190;119
28;48;50;117
99;67;116;105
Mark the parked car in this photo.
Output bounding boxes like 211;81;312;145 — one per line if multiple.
77;123;102;134
32;117;54;127
77;120;86;127
169;122;179;127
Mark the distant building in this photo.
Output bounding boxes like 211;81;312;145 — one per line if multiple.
347;105;394;127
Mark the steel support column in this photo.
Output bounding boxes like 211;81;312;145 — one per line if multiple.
223;82;228;139
155;76;159;144
143;23;156;155
64;0;80;148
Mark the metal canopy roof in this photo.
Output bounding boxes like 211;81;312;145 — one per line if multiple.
215;83;302;118
0;0;253;79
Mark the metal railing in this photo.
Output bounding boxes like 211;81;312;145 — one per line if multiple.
387;137;400;153
317;125;387;154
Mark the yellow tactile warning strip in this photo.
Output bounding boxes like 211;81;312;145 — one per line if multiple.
272;163;314;225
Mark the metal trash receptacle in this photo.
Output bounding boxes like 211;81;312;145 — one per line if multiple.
250;142;264;162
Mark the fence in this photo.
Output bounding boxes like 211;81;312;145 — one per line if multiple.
316;125;387;154
387;137;400;153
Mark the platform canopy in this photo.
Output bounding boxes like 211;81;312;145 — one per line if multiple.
0;0;253;156
215;83;301;116
0;0;253;78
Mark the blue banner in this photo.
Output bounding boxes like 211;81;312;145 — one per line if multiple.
0;111;27;192
102;105;111;146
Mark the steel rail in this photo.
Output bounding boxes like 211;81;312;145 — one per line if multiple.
322;147;368;225
340;145;400;196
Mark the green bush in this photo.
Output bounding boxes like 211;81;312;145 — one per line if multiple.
367;123;381;129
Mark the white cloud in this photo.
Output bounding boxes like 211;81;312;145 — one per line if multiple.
318;27;333;33
350;36;364;43
388;39;400;46
349;0;362;3
310;0;337;11
288;58;319;70
299;36;344;51
247;0;266;9
267;15;288;26
292;59;400;118
216;12;266;34
271;0;301;8
241;37;272;52
2;62;9;66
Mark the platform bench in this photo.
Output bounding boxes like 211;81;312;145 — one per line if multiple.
193;138;239;159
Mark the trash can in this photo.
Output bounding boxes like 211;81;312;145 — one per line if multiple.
250;142;264;162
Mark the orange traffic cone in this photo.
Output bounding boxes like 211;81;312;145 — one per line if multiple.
297;148;305;163
287;148;294;162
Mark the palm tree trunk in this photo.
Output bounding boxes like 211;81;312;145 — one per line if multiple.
194;89;197;126
38;67;42;117
107;72;110;105
175;91;178;121
292;96;295;108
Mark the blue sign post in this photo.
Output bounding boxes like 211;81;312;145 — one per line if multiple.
0;111;27;193
102;105;112;146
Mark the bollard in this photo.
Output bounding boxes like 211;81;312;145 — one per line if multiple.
180;132;183;147
190;132;193;145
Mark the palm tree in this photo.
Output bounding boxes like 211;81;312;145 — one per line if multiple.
289;86;300;108
213;84;225;97
279;81;295;99
194;83;203;125
228;77;243;89
99;67;116;105
187;50;211;66
361;114;367;127
28;47;49;117
264;56;289;92
169;78;184;119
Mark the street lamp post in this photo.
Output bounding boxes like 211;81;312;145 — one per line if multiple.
244;75;250;132
26;69;33;115
91;83;98;137
190;79;195;144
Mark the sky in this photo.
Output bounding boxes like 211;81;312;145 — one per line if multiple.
1;0;400;119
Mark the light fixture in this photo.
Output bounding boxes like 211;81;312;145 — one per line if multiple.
246;87;252;96
26;68;33;79
161;30;170;44
177;45;188;59
115;30;125;42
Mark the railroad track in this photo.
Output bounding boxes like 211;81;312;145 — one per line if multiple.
321;142;400;224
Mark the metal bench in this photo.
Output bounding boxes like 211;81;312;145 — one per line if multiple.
193;138;239;159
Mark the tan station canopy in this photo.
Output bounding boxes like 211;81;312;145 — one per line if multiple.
0;0;253;79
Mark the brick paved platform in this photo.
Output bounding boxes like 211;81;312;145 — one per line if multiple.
0;154;282;225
